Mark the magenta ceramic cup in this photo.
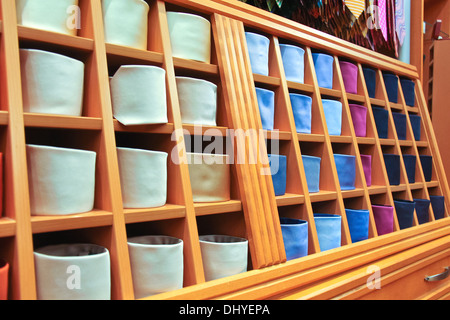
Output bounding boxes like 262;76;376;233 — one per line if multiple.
349;104;367;137
360;154;372;186
339;61;358;94
372;204;394;236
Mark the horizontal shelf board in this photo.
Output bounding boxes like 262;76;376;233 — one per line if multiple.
330;135;353;144
276;193;305;206
106;43;164;65
407;106;419;113
297;133;325;142
409;182;425;190
416;141;429;148
18;25;94;52
265;130;291;140
31;210;113;234
341;188;365;198
113;120;175;134
319;87;342;98
356;137;376;145
124;204;186;224
390;184;407;192
253;74;281;87
0;218;16;237
23;113;103;130
379;138;396;146
286;81;314;93
173;57;219;75
390;103;404;111
0;111;8;125
182;124;229;137
370;98;386;107
398;140;413;147
368;185;388;195
309;190;337;202
427;181;440;188
194;200;242;216
346;93;366;103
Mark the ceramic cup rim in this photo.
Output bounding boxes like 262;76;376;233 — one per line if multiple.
34;243;109;260
199;234;248;245
26;144;96;157
302;154;321;161
334;153;355;160
117;146;168;157
127;235;183;247
312;52;333;60
255;86;275;95
313;213;342;220
289;92;312;100
244;31;270;44
280;217;308;225
349;104;367;111
279;43;305;53
166;11;211;25
339;61;357;69
20;48;84;67
175;76;217;89
113;64;165;76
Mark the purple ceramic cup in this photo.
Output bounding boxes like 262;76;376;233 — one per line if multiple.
372;204;394;236
339;61;358;94
349;104;367;137
360;154;372;187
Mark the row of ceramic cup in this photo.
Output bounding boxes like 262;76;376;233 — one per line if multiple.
281;194;447;261
246;32;416;107
384;153;434;184
26;144;230;216
20;48;219;126
17;0;212;63
257;87;421;142
269;153;359;194
30;234;247;300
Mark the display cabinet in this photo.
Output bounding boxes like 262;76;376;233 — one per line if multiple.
0;0;448;300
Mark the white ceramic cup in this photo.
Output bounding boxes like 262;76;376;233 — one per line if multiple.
102;0;149;50
20;49;85;116
186;152;230;202
26;144;96;216
16;0;80;35
34;243;111;300
176;76;217;126
110;65;168;125
117;147;167;209
199;235;248;281
127;235;183;299
166;11;211;63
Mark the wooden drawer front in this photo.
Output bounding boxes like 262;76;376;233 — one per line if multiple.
359;251;450;300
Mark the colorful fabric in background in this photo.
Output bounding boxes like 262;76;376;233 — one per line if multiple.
239;0;408;60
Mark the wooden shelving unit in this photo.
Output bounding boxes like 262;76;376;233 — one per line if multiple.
0;0;449;300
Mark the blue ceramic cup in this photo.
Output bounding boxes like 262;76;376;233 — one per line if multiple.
279;44;305;83
280;217;308;261
302;155;321;193
372;106;389;139
268;154;287;196
255;87;275;131
383;154;400;185
409;114;421;141
334;154;356;190
363;67;376;98
245;32;270;76
322;99;342;136
290;93;312;134
383;73;399;103
394;199;415;229
402;154;416;184
392;112;407;140
430;195;446;220
345;209;370;243
312;53;334;89
419;155;433;182
414;198;431;224
400;79;415;107
314;213;342;251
